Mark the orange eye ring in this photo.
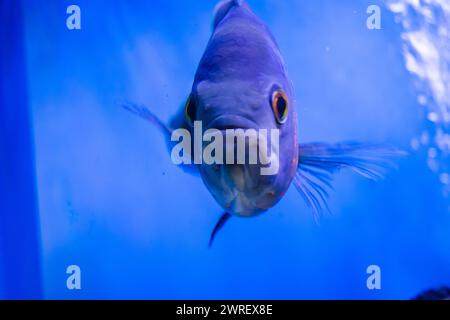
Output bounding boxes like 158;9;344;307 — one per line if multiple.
185;94;196;126
272;90;288;124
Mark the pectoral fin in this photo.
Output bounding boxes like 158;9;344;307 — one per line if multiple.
122;101;198;175
122;101;172;138
294;142;406;222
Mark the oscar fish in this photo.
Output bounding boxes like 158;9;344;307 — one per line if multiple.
124;0;403;246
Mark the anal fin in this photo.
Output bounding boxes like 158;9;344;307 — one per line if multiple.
209;212;231;248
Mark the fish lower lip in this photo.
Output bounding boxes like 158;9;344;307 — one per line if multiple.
207;115;259;131
213;125;248;131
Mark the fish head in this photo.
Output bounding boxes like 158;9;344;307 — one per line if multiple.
185;79;299;217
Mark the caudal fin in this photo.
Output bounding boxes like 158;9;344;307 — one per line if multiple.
293;142;406;221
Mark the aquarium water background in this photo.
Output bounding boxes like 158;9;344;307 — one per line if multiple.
1;0;450;299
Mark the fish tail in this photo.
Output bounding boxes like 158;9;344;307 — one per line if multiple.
294;142;406;221
213;0;245;29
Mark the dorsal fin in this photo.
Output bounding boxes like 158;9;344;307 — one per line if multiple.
213;0;244;29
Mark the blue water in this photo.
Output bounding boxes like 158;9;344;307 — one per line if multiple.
5;0;450;299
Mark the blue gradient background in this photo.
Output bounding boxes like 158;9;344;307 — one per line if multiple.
3;0;449;299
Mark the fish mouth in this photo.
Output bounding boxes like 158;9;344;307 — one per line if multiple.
206;115;260;131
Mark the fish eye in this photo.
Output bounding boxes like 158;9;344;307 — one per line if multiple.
185;94;196;126
271;90;288;124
